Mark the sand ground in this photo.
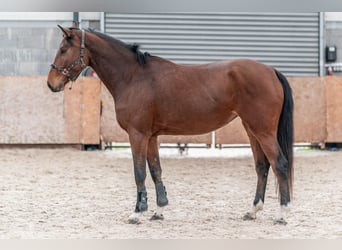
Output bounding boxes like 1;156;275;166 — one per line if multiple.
0;147;341;239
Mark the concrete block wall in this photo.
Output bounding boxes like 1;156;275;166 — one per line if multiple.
0;26;60;75
0;20;100;76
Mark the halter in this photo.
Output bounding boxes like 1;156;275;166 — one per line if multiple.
50;29;86;82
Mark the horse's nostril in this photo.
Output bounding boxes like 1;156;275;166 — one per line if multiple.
47;81;60;92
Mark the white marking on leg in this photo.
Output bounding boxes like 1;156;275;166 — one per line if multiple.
251;200;264;218
155;206;164;217
244;200;264;220
277;203;290;221
254;200;264;213
129;212;141;223
150;205;165;221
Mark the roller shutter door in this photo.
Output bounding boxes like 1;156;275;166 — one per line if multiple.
103;13;320;76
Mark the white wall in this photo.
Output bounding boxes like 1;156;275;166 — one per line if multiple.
325;12;342;21
0;12;101;21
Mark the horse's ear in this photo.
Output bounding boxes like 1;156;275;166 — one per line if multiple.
57;25;72;39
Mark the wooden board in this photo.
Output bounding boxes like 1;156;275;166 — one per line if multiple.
0;76;101;145
325;76;342;142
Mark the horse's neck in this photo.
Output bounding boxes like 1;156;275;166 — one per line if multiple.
87;38;137;101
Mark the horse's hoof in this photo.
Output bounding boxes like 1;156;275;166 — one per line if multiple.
150;213;164;221
242;212;256;221
274;218;287;225
128;212;142;224
128;218;141;224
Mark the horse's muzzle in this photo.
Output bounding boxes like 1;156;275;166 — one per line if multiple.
47;81;62;92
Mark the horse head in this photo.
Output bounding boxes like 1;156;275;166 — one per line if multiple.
47;25;89;92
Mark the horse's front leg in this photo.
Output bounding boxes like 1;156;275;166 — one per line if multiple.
147;136;168;220
128;130;149;224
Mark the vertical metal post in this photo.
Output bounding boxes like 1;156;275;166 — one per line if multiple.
73;12;79;27
319;12;325;76
100;12;105;32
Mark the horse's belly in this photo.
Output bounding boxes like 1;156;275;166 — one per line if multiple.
156;111;237;136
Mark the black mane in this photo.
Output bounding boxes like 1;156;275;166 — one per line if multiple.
83;28;151;66
126;43;151;65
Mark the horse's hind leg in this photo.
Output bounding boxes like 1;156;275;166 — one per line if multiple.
147;136;168;220
253;134;291;225
243;129;270;221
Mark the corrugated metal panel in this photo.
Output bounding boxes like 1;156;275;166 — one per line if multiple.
104;13;319;76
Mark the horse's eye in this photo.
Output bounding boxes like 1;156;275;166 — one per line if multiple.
60;48;67;55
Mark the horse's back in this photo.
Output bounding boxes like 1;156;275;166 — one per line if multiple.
178;58;283;110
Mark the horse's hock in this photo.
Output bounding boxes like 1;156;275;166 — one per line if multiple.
0;76;341;146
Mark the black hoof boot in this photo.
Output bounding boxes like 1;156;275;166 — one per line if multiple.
136;188;148;212
156;182;168;207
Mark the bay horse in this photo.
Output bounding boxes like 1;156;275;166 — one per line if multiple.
47;26;294;225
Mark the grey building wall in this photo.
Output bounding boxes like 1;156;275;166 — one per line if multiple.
0;20;100;76
325;21;342;75
104;13;320;76
325;25;342;60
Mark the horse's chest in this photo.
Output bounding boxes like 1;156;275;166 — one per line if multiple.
115;103;153;132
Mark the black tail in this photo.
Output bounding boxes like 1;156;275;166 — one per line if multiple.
274;69;294;199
